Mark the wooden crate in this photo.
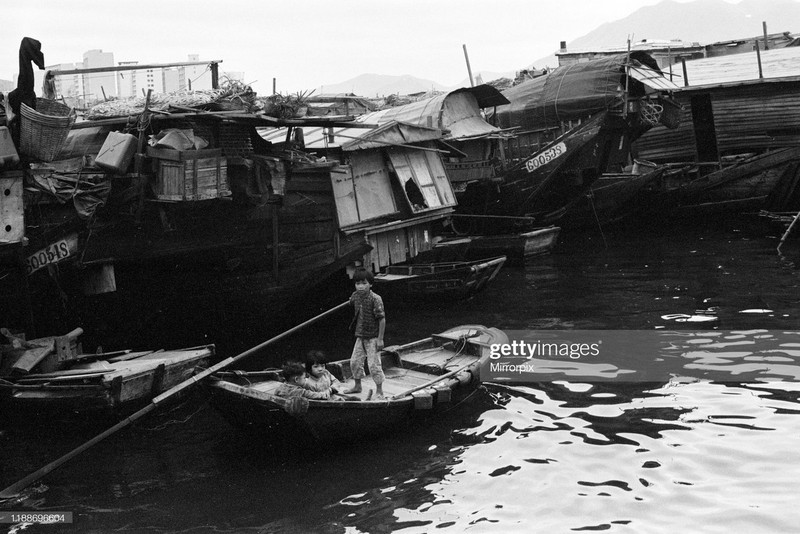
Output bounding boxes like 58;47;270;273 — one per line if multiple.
148;147;230;201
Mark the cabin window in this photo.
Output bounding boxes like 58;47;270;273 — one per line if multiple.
388;148;456;213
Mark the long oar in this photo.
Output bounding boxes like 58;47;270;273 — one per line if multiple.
0;301;349;499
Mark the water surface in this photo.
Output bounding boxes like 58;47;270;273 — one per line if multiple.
2;220;799;533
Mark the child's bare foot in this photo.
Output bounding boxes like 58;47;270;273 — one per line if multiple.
375;393;385;400
343;386;362;394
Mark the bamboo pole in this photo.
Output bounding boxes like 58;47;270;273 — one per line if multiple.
755;40;764;79
451;213;538;221
0;301;349;499
682;58;689;87
777;209;800;252
390;359;475;400
462;44;475;88
623;36;632;118
134;89;152;222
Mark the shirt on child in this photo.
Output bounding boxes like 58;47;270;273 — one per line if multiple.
304;369;341;392
349;290;385;339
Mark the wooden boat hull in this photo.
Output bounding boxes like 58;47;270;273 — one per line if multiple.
455;113;632;232
639;147;800;218
208;325;508;444
373;256;506;300
432;226;560;266
0;346;214;420
559;165;666;229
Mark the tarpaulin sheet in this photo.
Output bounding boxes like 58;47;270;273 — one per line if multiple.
495;52;666;130
259;85;506;150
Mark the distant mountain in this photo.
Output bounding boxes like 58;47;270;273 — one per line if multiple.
316;73;449;98
530;0;800;67
318;0;800;96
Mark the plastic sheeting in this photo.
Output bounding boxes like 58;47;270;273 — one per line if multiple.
494;52;667;130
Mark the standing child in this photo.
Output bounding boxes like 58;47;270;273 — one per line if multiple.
343;268;386;399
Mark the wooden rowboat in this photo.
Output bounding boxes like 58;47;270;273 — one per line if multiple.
373;256;506;300
208;325;507;444
0;330;213;420
432;226;560;266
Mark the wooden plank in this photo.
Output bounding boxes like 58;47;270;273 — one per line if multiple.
150;364;166;396
9;345;54;375
412;390;434;409
0;172;24;244
16;369;108;382
376;232;391;269
331;166;359;227
106;350;155;363
434;383;452;403
388;229;407;264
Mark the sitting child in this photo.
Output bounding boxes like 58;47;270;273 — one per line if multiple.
303;350;342;394
274;361;333;400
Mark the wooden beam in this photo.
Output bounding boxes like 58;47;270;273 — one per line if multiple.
70;112;378;130
50;60;223;77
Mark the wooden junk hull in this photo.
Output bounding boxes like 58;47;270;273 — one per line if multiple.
208;325;508;444
373;256;507;300
635;147;800;218
455;113;626;232
0;346;214;420
559;164;667;229
670;147;800;215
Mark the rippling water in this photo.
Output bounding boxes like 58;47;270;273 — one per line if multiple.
2;220;800;533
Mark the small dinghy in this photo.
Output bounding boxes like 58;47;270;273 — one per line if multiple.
208;325;507;443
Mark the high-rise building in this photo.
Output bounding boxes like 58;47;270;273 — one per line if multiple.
82;49;116;104
181;54;214;91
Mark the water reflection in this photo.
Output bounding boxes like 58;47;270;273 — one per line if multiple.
3;223;800;533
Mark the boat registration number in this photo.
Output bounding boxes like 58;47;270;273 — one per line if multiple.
26;234;78;275
525;142;567;173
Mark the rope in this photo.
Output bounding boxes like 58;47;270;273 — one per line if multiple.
587;190;608;249
639;100;663;126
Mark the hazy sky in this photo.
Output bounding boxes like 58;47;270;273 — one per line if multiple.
5;0;740;96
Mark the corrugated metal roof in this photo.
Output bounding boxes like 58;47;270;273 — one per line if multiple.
679;46;800;88
558;39;701;56
628;65;682;91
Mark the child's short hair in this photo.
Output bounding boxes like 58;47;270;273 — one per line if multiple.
281;361;305;381
305;350;327;373
352;268;374;284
